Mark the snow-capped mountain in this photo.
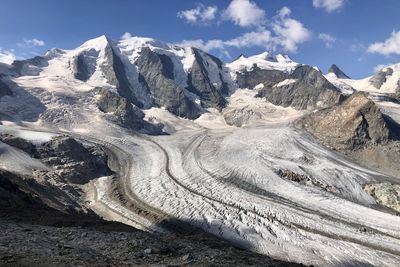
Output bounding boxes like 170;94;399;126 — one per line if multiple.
327;64;350;79
1;35;234;123
2;34;400;130
326;63;400;96
227;52;343;110
226;52;299;79
0;35;243;136
324;64;355;95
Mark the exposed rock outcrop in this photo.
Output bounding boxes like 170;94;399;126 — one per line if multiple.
36;136;112;184
328;64;350;79
256;65;344;110
297;93;393;149
95;87;162;133
236;66;287;90
364;183;400;213
350;142;400;177
297;92;400;176
136;47;201;119
11;56;49;76
73;49;99;82
0;168;85;213
187;48;228;109
369;67;393;89
0;78;12;97
0;133;36;156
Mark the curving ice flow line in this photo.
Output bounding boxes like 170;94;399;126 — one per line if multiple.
10;125;400;266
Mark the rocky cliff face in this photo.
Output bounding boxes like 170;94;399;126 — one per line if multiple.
370;67;394;89
35;135;112;184
95;87;162;133
235;66;288;89
135;47;202;119
297;93;393;149
327;64;350;79
256;65;344;110
296;92;400;177
186;48;228;110
0;78;12;98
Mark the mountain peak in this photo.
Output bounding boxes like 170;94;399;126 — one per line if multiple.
328;64;350;79
78;35;112;51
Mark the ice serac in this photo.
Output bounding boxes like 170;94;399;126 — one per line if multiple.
135;47;202;119
257;65;344;110
327;64;350;79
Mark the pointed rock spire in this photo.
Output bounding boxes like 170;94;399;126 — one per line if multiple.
328;64;350;79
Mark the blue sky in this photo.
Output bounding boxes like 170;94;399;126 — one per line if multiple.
1;0;400;78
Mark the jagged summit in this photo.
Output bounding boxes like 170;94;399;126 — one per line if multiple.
327;64;350;79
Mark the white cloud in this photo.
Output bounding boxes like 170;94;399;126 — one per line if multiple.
222;0;266;27
175;39;230;57
18;38;45;47
177;29;272;57
176;6;311;56
313;0;345;12
367;30;400;56
225;29;272;48
318;33;336;48
0;49;16;64
271;7;311;52
177;4;218;25
177;39;225;51
121;32;132;39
